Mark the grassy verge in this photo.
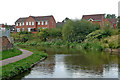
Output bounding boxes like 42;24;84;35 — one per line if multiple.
0;46;48;80
0;48;22;60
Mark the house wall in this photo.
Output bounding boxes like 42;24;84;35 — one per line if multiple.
49;16;56;28
15;16;36;31
37;21;48;29
15;16;56;32
104;18;117;29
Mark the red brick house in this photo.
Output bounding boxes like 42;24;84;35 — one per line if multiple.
82;14;117;29
107;18;117;29
15;15;56;32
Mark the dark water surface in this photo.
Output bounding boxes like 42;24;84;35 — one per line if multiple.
13;46;120;79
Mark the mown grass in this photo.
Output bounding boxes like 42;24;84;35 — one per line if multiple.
0;48;22;60
0;46;48;80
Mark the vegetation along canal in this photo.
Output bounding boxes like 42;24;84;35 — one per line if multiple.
13;46;120;79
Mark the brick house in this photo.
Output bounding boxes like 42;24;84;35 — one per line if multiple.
107;19;117;29
15;15;56;32
82;14;117;29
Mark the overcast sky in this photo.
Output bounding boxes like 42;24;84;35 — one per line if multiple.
0;0;119;25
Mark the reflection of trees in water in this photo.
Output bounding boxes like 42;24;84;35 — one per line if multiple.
20;46;119;76
34;55;55;74
64;51;118;75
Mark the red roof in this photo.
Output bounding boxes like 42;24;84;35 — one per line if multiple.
82;14;105;21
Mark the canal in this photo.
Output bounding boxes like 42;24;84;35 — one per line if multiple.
13;47;120;79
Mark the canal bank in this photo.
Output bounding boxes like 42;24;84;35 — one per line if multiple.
1;48;48;80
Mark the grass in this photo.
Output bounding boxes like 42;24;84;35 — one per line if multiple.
0;46;48;80
0;48;22;60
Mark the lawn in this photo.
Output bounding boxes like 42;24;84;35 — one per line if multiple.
0;48;22;60
1;46;48;80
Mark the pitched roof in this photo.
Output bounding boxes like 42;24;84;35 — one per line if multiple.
15;15;53;23
56;22;66;28
82;14;105;21
15;17;27;23
107;18;117;24
31;15;53;21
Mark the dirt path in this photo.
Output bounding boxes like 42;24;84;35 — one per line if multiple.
0;49;33;67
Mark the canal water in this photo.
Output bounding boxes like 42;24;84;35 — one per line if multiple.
13;47;120;79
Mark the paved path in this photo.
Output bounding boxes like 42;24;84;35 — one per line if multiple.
0;49;33;67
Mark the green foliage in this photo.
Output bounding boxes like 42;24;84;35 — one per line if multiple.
81;42;103;51
108;42;113;49
37;28;49;41
11;32;33;42
62;19;99;43
5;25;9;29
86;28;119;42
48;28;62;38
106;14;116;19
19;31;32;34
0;48;22;60
117;16;120;28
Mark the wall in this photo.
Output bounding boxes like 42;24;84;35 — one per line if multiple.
0;36;14;51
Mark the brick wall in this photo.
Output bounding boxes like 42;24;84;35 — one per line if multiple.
0;36;14;51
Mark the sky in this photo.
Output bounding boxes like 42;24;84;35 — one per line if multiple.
0;0;120;25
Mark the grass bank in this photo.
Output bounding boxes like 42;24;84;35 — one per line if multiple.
0;48;22;60
1;46;48;80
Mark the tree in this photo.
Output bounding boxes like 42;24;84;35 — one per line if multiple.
62;19;100;43
62;17;70;22
117;16;120;28
37;28;49;41
106;14;116;19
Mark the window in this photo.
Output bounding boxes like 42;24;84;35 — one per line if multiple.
29;22;31;25
38;21;40;25
45;21;47;25
16;23;18;26
26;22;28;25
32;22;34;25
22;22;24;25
22;28;24;31
28;28;31;32
17;28;20;32
20;23;21;26
42;21;44;25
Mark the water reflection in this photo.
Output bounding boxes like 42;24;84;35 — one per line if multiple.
13;46;119;79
